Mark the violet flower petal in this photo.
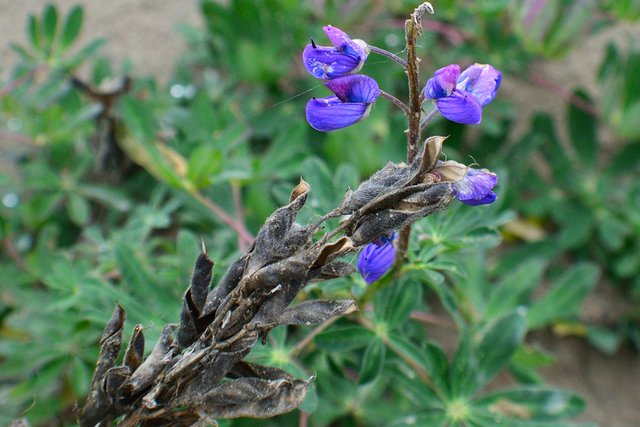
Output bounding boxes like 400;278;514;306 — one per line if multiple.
460;191;497;206
302;44;361;80
323;25;368;61
357;239;396;284
323;25;350;48
452;168;498;205
457;63;502;106
436;90;482;125
424;64;461;99
305;96;370;132
325;75;380;103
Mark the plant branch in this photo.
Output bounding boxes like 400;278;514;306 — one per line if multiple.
290;316;340;357
190;190;254;246
231;181;249;252
368;45;408;68
379;89;411;115
420;106;440;131
358;316;444;400
396;2;434;268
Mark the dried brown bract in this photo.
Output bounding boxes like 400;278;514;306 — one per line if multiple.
77;137;455;426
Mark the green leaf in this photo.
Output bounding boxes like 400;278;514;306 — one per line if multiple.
597;215;629;251
568;90;598;168
476;310;526;383
545;1;596;57
374;280;421;329
120;97;189;190
358;339;385;384
78;184;131;211
301;156;336;212
67;193;90;225
486;259;546;320
314;326;375;352
608;142;640;174
587;326;621;354
424;279;465;329
27;14;41;50
187;145;223;188
42;4;59;51
69;357;91;396
527;263;599;329
60;38;106;70
389;412;447;427
474;387;586;422
451;312;526;396
385;334;447;402
60;5;84;51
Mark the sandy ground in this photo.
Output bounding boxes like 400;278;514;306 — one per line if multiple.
0;0;201;80
1;1;640;426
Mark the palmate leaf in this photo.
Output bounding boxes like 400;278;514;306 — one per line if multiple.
374;279;422;329
450;311;526;397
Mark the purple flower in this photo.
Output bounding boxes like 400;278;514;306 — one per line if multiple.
424;63;501;125
306;74;380;131
302;25;370;80
357;233;396;284
452;167;498;206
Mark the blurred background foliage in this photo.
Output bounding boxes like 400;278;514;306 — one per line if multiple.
0;0;639;425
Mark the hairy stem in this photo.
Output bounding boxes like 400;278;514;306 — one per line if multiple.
396;2;434;268
379;89;411;115
420;106;440;131
367;45;408;68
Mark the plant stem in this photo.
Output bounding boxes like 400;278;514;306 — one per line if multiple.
358;316;444;400
231;181;249;252
290;316;340;357
367;45;408;68
420;106;440;131
190;190;254;247
379;89;411;115
396;2;434;268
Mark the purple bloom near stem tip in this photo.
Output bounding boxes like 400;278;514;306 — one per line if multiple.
303;25;370;80
306;74;380;131
357;233;396;284
452;167;498;206
424;63;501;125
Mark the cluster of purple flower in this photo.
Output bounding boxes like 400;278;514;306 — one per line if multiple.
302;26;501;284
303;26;379;132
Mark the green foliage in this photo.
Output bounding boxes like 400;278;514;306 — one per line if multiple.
599;42;640;139
1;1;639;426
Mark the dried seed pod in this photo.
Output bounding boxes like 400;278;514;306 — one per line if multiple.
177;248;215;347
78;304;125;427
277;300;357;325
124;325;145;372
121;324;175;402
194;376;309;419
